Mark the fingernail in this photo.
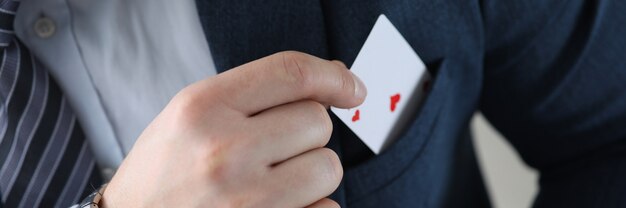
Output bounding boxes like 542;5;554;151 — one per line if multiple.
351;71;367;99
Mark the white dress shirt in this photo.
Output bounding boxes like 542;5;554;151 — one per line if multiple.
13;0;217;177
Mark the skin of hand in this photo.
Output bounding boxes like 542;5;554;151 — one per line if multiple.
100;51;367;208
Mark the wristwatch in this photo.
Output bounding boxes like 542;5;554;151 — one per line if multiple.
78;184;108;208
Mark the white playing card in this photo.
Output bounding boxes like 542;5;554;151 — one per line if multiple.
331;14;431;154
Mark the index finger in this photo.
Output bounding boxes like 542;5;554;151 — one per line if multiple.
206;51;367;116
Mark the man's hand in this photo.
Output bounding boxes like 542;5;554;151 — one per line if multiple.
101;51;366;207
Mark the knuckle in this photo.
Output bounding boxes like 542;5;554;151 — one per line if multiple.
170;87;204;126
303;101;333;147
199;138;235;183
173;86;200;108
338;68;356;96
169;81;221;128
315;105;333;143
278;51;313;90
317;148;343;183
328;200;341;208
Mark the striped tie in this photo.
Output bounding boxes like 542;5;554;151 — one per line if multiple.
0;1;103;207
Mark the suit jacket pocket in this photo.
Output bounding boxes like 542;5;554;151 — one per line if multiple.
343;58;452;201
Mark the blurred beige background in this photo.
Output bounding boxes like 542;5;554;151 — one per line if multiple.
471;113;539;208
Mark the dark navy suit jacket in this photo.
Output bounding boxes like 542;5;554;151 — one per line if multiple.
196;1;626;207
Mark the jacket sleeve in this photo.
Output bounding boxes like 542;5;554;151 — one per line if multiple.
480;0;626;207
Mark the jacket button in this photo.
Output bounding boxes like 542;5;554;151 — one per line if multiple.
34;17;56;38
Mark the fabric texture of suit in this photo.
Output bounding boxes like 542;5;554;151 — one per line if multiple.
196;0;626;207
